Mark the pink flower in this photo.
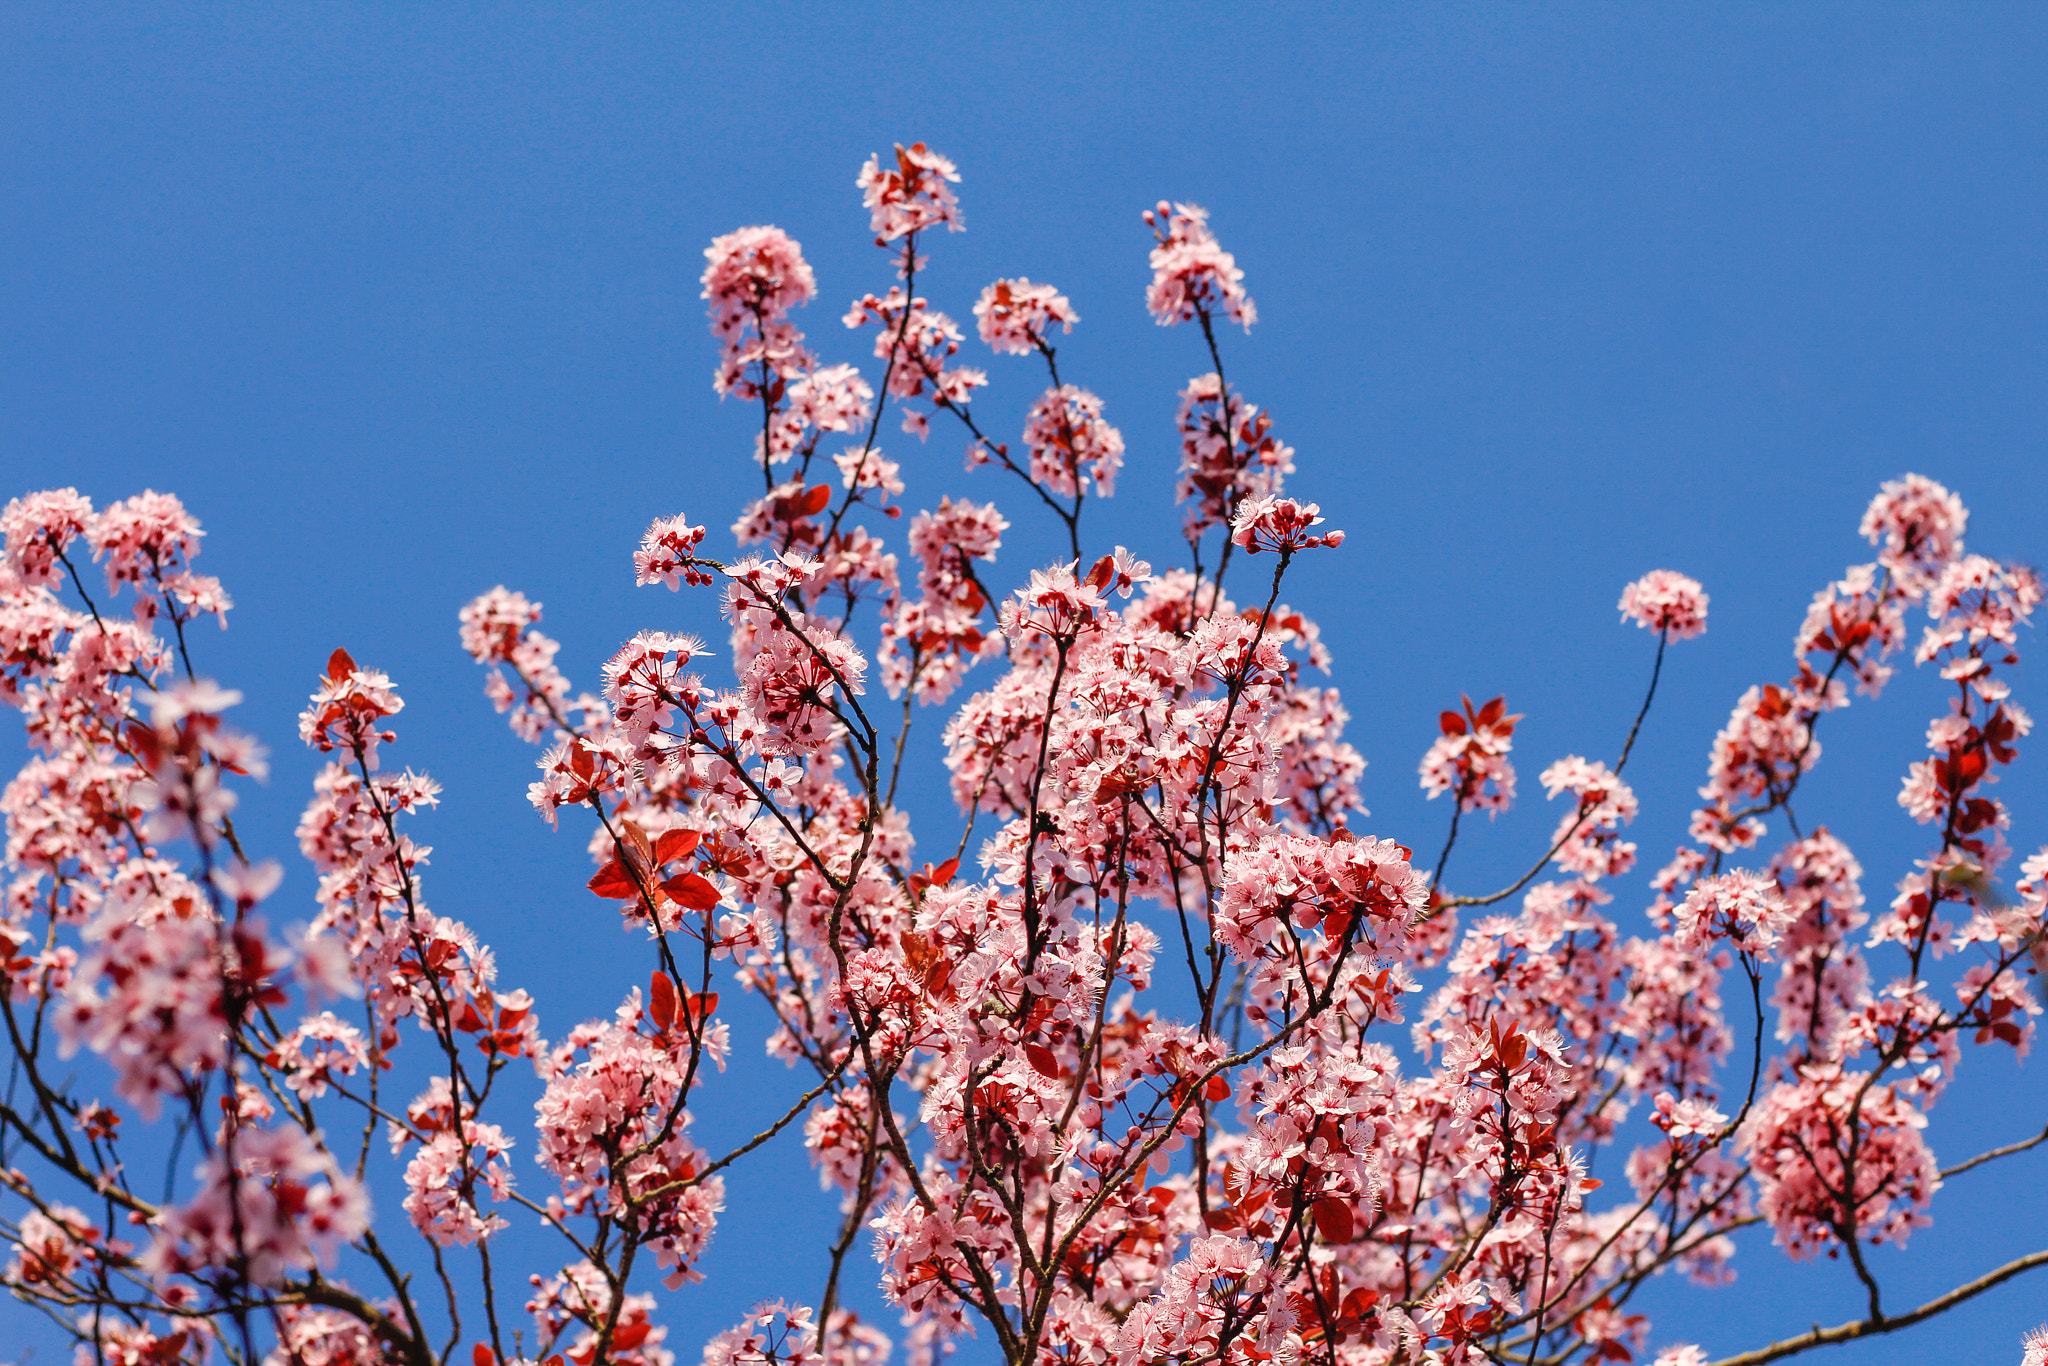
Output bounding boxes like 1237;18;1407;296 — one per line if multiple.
1;488;95;588
856;142;962;244
973;278;1077;354
1674;870;1796;956
1021;386;1124;498
1229;496;1344;555
1143;202;1255;328
1539;756;1638;880
1174;374;1294;534
1860;472;1966;594
145;1124;368;1286
1420;694;1520;817
703;226;817;398
88;490;204;593
401;1120;515;1247
1650;1091;1727;1141
1648;1350;1707;1366
1744;1068;1939;1258
1619;570;1709;640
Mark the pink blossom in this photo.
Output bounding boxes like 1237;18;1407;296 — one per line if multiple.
856;142;962;244
1174;373;1293;534
703;225;817;398
1675;870;1797;956
1744;1068;1939;1257
88;490;204;594
1;488;95;589
1228;496;1344;555
973;278;1077;354
1143;201;1255;328
401;1120;515;1247
1021;385;1124;497
1420;693;1520;817
1650;1091;1727;1141
1539;756;1637;880
1860;472;1967;594
146;1123;368;1286
1619;569;1709;640
704;1301;823;1366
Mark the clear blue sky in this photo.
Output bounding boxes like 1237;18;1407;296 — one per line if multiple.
4;4;2046;1361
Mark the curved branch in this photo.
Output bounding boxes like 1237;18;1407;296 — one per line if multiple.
1704;1248;2048;1366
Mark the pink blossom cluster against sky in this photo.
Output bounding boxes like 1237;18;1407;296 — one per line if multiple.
4;5;2047;1361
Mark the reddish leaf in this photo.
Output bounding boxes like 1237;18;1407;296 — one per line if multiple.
587;859;638;900
475;1346;497;1366
1202;1207;1243;1231
1204;1074;1232;1102
1086;553;1117;590
654;828;701;864
801;484;833;516
650;971;678;1030
620;819;656;871
1024;1044;1060;1078
930;857;959;886
1439;710;1467;736
327;647;356;682
1476;694;1506;727
1501;1036;1528;1070
1313;1197;1354;1244
662;871;722;911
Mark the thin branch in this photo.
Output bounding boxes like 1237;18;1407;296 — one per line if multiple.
1703;1248;2048;1366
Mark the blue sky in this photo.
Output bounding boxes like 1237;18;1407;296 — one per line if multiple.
4;4;2047;1361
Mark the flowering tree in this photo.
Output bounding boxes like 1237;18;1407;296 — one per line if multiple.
3;141;2045;1366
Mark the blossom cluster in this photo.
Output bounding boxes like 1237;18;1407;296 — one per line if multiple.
5;144;2045;1366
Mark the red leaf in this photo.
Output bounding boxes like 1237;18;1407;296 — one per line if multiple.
1313;1197;1354;1244
475;1346;497;1366
931;857;959;887
1204;1074;1232;1102
662;872;723;911
1202;1207;1243;1231
1476;695;1506;727
1025;1044;1060;1078
1498;1028;1528;1071
1086;553;1117;590
1439;710;1467;736
587;859;638;899
801;484;833;516
650;971;678;1030
620;819;657;871
327;647;356;682
654;828;701;864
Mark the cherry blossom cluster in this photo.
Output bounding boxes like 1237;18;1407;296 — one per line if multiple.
1419;693;1521;818
6;145;2046;1366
